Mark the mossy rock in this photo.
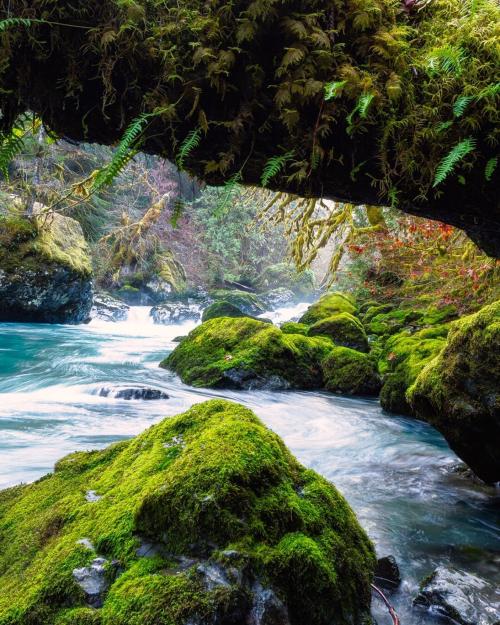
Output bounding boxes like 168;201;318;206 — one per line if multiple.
365;305;457;337
308;313;369;353
378;326;448;415
280;321;309;336
0;400;375;625
0;210;93;323
162;317;332;389
321;347;381;396
257;263;316;296
408;301;500;483
299;293;357;325
361;304;394;323
201;301;249;322
209;289;266;316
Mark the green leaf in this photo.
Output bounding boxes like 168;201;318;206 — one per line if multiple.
453;95;474;118
433;138;476;187
324;81;346;101
485;156;498;182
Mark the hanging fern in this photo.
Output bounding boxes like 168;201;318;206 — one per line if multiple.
176;128;202;170
453;95;474;118
433;138;476;187
0;113;38;179
91;113;151;193
0;18;34;32
261;151;294;187
346;93;374;134
485;156;498;182
476;82;500;100
324;80;346;101
215;171;242;216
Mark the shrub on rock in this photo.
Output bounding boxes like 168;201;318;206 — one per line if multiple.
408;301;500;483
299;293;357;325
308;313;369;353
321;347;381;396
0;400;375;625
162;317;332;389
0;210;93;323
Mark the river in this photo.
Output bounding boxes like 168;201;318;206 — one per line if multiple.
0;306;498;623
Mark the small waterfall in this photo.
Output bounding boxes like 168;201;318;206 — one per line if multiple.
124;306;154;327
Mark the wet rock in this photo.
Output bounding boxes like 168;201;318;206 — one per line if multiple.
85;490;102;502
73;557;116;608
0;210;93;324
76;538;95;551
259;288;296;310
173;335;187;342
90;292;129;322
249;582;291;625
150;301;202;324
374;555;401;589
414;566;500;625
98;386;169;400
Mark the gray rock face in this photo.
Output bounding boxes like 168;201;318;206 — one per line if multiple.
259;288;296;311
98;386;169;400
0;265;93;324
249;582;291;625
150;302;202;324
73;557;111;608
222;367;291;391
91;292;129;322
414;566;500;625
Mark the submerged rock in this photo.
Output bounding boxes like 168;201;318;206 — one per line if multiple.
414;566;500;625
259;287;296;310
150;301;202;324
0;400;375;625
162;317;332;389
98;386;169;400
408;301;500;483
91;291;129;322
0;210;93;323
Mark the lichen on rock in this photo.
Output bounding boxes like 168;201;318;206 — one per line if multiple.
0;399;376;625
0;208;93;323
162;317;332;389
408;301;500;483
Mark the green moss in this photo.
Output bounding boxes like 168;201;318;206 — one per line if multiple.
365;305;457;337
258;263;316;296
408;301;500;483
378;326;447;414
0;212;92;277
361;304;394;323
280;322;309;336
201;301;249;322
308;313;369;353
321;347;381;396
209;290;266;315
299;293;357;325
162;317;333;389
0;400;375;625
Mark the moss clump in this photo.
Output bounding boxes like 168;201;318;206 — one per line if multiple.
299;293;357;325
378;326;448;415
321;347;381;396
209;289;266;316
280;321;309;335
0;400;375;625
408;301;500;483
201;301;247;322
366;305;457;337
361;304;394;323
162;317;332;389
308;313;369;353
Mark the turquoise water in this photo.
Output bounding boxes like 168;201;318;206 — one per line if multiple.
0;307;499;623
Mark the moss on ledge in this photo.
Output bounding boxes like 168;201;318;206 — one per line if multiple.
0;400;375;625
162;317;333;389
408;301;500;483
299;293;357;325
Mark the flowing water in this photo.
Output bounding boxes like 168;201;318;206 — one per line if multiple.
0;306;499;624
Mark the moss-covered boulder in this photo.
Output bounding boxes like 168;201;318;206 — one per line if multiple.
162;317;332;389
0;210;93;323
280;321;309;336
308;313;369;353
0;400;375;625
299;293;357;325
408;302;500;483
321;348;381;396
365;305;457;337
201;301;249;322
378;326;448;415
257;263;316;297
209;289;266;316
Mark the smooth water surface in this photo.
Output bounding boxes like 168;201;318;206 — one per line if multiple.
0;306;499;623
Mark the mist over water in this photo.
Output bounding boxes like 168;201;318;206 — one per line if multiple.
0;305;499;624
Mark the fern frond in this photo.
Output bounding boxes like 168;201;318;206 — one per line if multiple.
433;138;476;187
215;171;242;216
427;46;467;76
0;113;37;179
91;113;151;192
476;82;500;101
324;80;346;101
176;128;202;170
453;95;474;118
485;156;498;182
261;151;294;187
0;18;33;32
346;93;374;134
